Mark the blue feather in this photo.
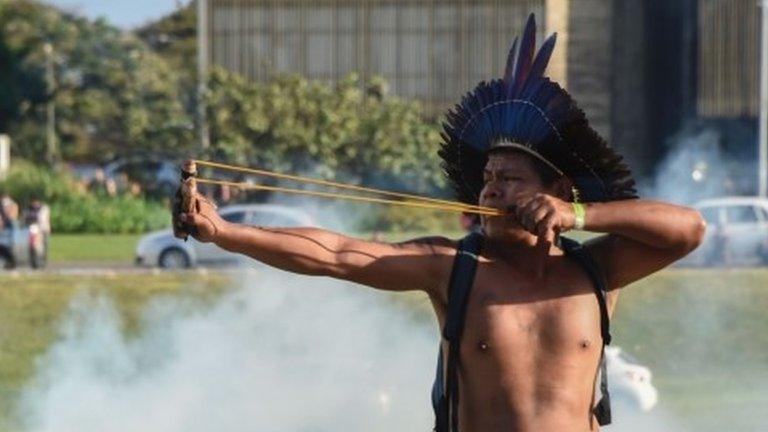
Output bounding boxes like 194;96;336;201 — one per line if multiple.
503;36;519;86
528;33;557;84
508;13;537;97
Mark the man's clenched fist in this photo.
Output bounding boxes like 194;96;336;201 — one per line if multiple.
506;192;578;244
172;189;224;243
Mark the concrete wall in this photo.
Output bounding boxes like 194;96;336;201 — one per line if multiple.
566;0;613;142
611;0;652;178
566;0;653;177
544;0;569;86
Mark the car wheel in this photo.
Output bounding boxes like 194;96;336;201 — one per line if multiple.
159;248;191;269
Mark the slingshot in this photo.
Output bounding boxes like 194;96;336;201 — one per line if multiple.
179;159;503;217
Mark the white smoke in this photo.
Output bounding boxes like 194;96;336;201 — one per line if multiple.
641;128;730;203
16;269;437;432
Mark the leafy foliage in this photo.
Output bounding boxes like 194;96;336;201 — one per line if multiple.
0;0;194;163
135;3;198;115
0;161;169;233
205;68;447;196
1;2;456;233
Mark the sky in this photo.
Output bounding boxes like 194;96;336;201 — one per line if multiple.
44;0;190;29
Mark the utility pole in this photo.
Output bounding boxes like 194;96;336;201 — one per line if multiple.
197;0;210;152
760;0;768;197
43;42;58;165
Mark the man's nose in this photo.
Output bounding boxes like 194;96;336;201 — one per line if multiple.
481;183;503;201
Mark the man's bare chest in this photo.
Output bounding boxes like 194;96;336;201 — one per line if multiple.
459;260;604;360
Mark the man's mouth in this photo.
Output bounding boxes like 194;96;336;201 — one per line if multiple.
480;200;505;210
481;203;512;215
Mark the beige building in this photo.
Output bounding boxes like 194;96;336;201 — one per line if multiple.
202;0;759;177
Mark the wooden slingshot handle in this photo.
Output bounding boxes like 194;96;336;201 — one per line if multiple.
180;159;198;213
174;159;198;241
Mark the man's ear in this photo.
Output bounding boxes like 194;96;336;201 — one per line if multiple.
551;176;575;201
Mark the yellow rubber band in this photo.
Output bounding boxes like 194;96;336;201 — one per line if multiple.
194;178;503;216
192;159;490;213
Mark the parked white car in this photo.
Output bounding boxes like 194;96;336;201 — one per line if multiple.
606;346;658;412
135;204;317;268
680;196;768;267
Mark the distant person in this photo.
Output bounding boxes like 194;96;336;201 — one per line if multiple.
174;15;704;431
128;182;142;197
88;168;109;196
0;190;19;231
105;178;118;197
26;197;51;261
116;172;130;189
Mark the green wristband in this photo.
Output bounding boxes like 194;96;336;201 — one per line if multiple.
572;202;586;230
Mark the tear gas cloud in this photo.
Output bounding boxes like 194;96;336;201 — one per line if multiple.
15;269;705;432
17;270;437;432
641;129;724;203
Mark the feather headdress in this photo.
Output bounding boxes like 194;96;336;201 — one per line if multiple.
439;14;637;204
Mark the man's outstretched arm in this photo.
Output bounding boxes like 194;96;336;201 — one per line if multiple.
176;193;456;294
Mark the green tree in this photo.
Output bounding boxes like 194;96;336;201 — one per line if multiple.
205;68;446;196
135;2;197;115
0;0;193;163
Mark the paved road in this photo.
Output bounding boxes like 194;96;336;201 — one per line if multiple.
0;262;217;276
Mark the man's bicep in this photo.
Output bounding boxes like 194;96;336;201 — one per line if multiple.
585;234;688;290
335;236;456;294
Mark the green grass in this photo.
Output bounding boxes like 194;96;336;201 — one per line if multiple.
49;234;142;263
609;268;768;431
611;269;768;374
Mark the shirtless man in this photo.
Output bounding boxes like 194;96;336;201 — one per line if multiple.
173;15;705;432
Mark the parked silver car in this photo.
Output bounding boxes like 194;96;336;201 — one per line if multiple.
681;196;768;267
135;204;317;268
0;223;47;269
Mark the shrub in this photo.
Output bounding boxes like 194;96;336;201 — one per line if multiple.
355;204;462;233
0;161;169;233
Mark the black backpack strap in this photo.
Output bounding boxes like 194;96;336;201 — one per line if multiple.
433;231;483;432
560;236;612;426
444;231;484;340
